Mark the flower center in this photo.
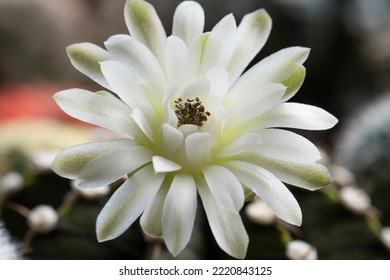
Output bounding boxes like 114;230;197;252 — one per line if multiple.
174;97;210;127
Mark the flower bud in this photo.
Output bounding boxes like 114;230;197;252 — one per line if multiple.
0;171;24;200
339;185;371;214
286;240;318;260
27;205;58;234
32;150;58;172
245;198;276;225
380;227;390;251
330;164;356;187
71;180;110;200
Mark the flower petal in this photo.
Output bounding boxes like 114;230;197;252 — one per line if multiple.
230;47;310;98
51;140;135;179
164;36;193;83
104;34;166;91
200;14;237;73
77;146;153;188
152;156;182;173
281;65;306;101
219;133;262;157
124;0;166;62
255;129;321;163
66;43;112;89
243;154;332;190
132;108;155;143
53;89;136;135
185;132;211;168
206;66;229;99
100;60;155;115
226;83;285;125
228;9;272;83
262;103;338;130
172;1;204;47
227;161;302;226
161;123;184;155
96;165;165;242
140;179;170;237
197;177;248;259
203;165;244;211
162;174;197;256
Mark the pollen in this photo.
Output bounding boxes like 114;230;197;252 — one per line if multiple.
174;97;211;127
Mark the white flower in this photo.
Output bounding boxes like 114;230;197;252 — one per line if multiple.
51;0;337;258
286;240;318;260
27;205;59;234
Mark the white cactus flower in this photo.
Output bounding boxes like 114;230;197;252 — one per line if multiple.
51;0;337;258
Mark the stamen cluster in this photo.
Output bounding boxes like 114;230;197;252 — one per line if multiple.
174;97;210;127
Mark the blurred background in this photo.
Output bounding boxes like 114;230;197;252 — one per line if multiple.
0;0;390;259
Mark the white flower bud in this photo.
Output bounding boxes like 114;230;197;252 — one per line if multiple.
245;198;276;225
286;240;318;260
330;164;356;187
0;221;22;260
0;171;24;200
32;150;58;172
27;205;58;234
71;180;110;200
380;227;390;251
339;185;371;214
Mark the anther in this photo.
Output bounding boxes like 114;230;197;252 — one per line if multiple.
174;97;211;127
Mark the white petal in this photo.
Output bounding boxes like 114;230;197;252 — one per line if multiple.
228;9;272;83
206;66;229;99
53;89;136;135
52;140;135;179
200;14;237;73
219;132;262;157
124;0;166;62
262;103;338;130
226;83;285;125
180;78;210;101
281;65;306;101
161;123;184;154
164;36;193;83
227;161;302;226
162;174;197;256
185;132;211;168
131;108;155;143
96;165;165;242
203;165;244;211
255;129;321;163
104;34;165;90
77;146;153;188
66;43;112;89
100;60;154;115
172;1;205;47
152;156;182;173
230;47;310;98
197;177;248;259
140;180;170;237
243;154;332;190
